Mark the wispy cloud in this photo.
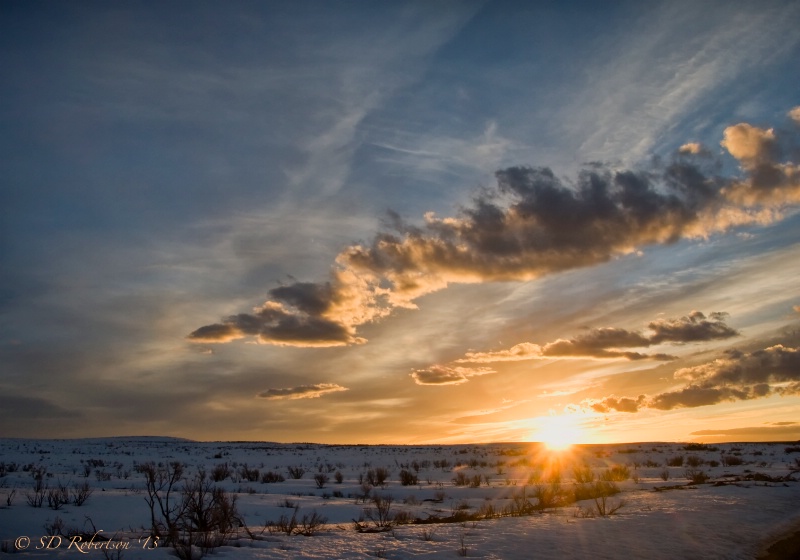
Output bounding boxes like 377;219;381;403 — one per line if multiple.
257;383;349;400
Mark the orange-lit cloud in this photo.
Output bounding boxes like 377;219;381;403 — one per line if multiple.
410;365;495;386
583;343;800;413
190;111;800;347
678;142;707;155
457;311;736;364
258;383;349;400
720;120;800;206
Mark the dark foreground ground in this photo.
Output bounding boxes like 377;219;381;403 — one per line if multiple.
761;525;800;560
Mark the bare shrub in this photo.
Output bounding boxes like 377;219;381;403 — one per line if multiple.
721;455;743;467
573;480;619;502
365;467;390;488
452;472;469;486
261;471;285;483
593;493;626;516
313;473;329;489
210;464;230;483
137;461;186;542
334;471;344;484
239;464;260;483
71;481;93;506
659;467;670;481
600;465;630;482
287;466;305;480
506;486;535;516
4;487;16;507
685;455;704;468
685;468;710;484
572;464;595;484
420;527;436;541
25;476;47;508
667;455;684;467
399;469;418;486
532;483;568;511
457;532;468;557
354;493;396;532
266;507;298;535
296;510;327;536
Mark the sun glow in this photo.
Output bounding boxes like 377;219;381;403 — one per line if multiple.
534;414;586;451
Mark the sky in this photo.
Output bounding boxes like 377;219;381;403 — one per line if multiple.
2;0;800;445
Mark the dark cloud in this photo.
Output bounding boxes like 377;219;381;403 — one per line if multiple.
648;311;739;344
458;311;735;364
188;300;364;347
0;395;81;420
584;343;800;412
191;113;800;347
410;365;495;386
257;383;348;400
589;395;646;414
649;385;756;410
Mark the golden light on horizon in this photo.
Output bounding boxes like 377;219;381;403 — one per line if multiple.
532;413;587;451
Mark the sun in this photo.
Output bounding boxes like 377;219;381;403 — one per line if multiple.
534;414;586;451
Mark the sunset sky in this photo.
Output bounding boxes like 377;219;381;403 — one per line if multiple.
2;0;800;444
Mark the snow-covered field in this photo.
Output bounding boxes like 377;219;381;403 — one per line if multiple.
1;438;799;559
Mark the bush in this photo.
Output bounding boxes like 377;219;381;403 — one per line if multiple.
685;455;703;468
313;473;329;489
573;480;619;502
600;465;630;482
210;463;230;482
667;456;684;467
721;455;743;467
399;469;418;486
287;466;305;480
239;464;260;483
261;471;285;483
685;468;710;484
71;481;93;506
572;464;595;484
354;493;396;532
47;483;70;510
452;472;469;486
178;473;243;551
366;467;389;487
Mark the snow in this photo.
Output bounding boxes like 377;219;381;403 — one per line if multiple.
1;439;799;559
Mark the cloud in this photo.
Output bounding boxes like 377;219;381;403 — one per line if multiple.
583;343;800;413
257;383;348;400
678;142;709;156
410;365;495;386
690;425;800;439
191;111;800;347
720;121;800;206
589;395;646;414
458;311;736;364
647;311;739;344
789;106;800;124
